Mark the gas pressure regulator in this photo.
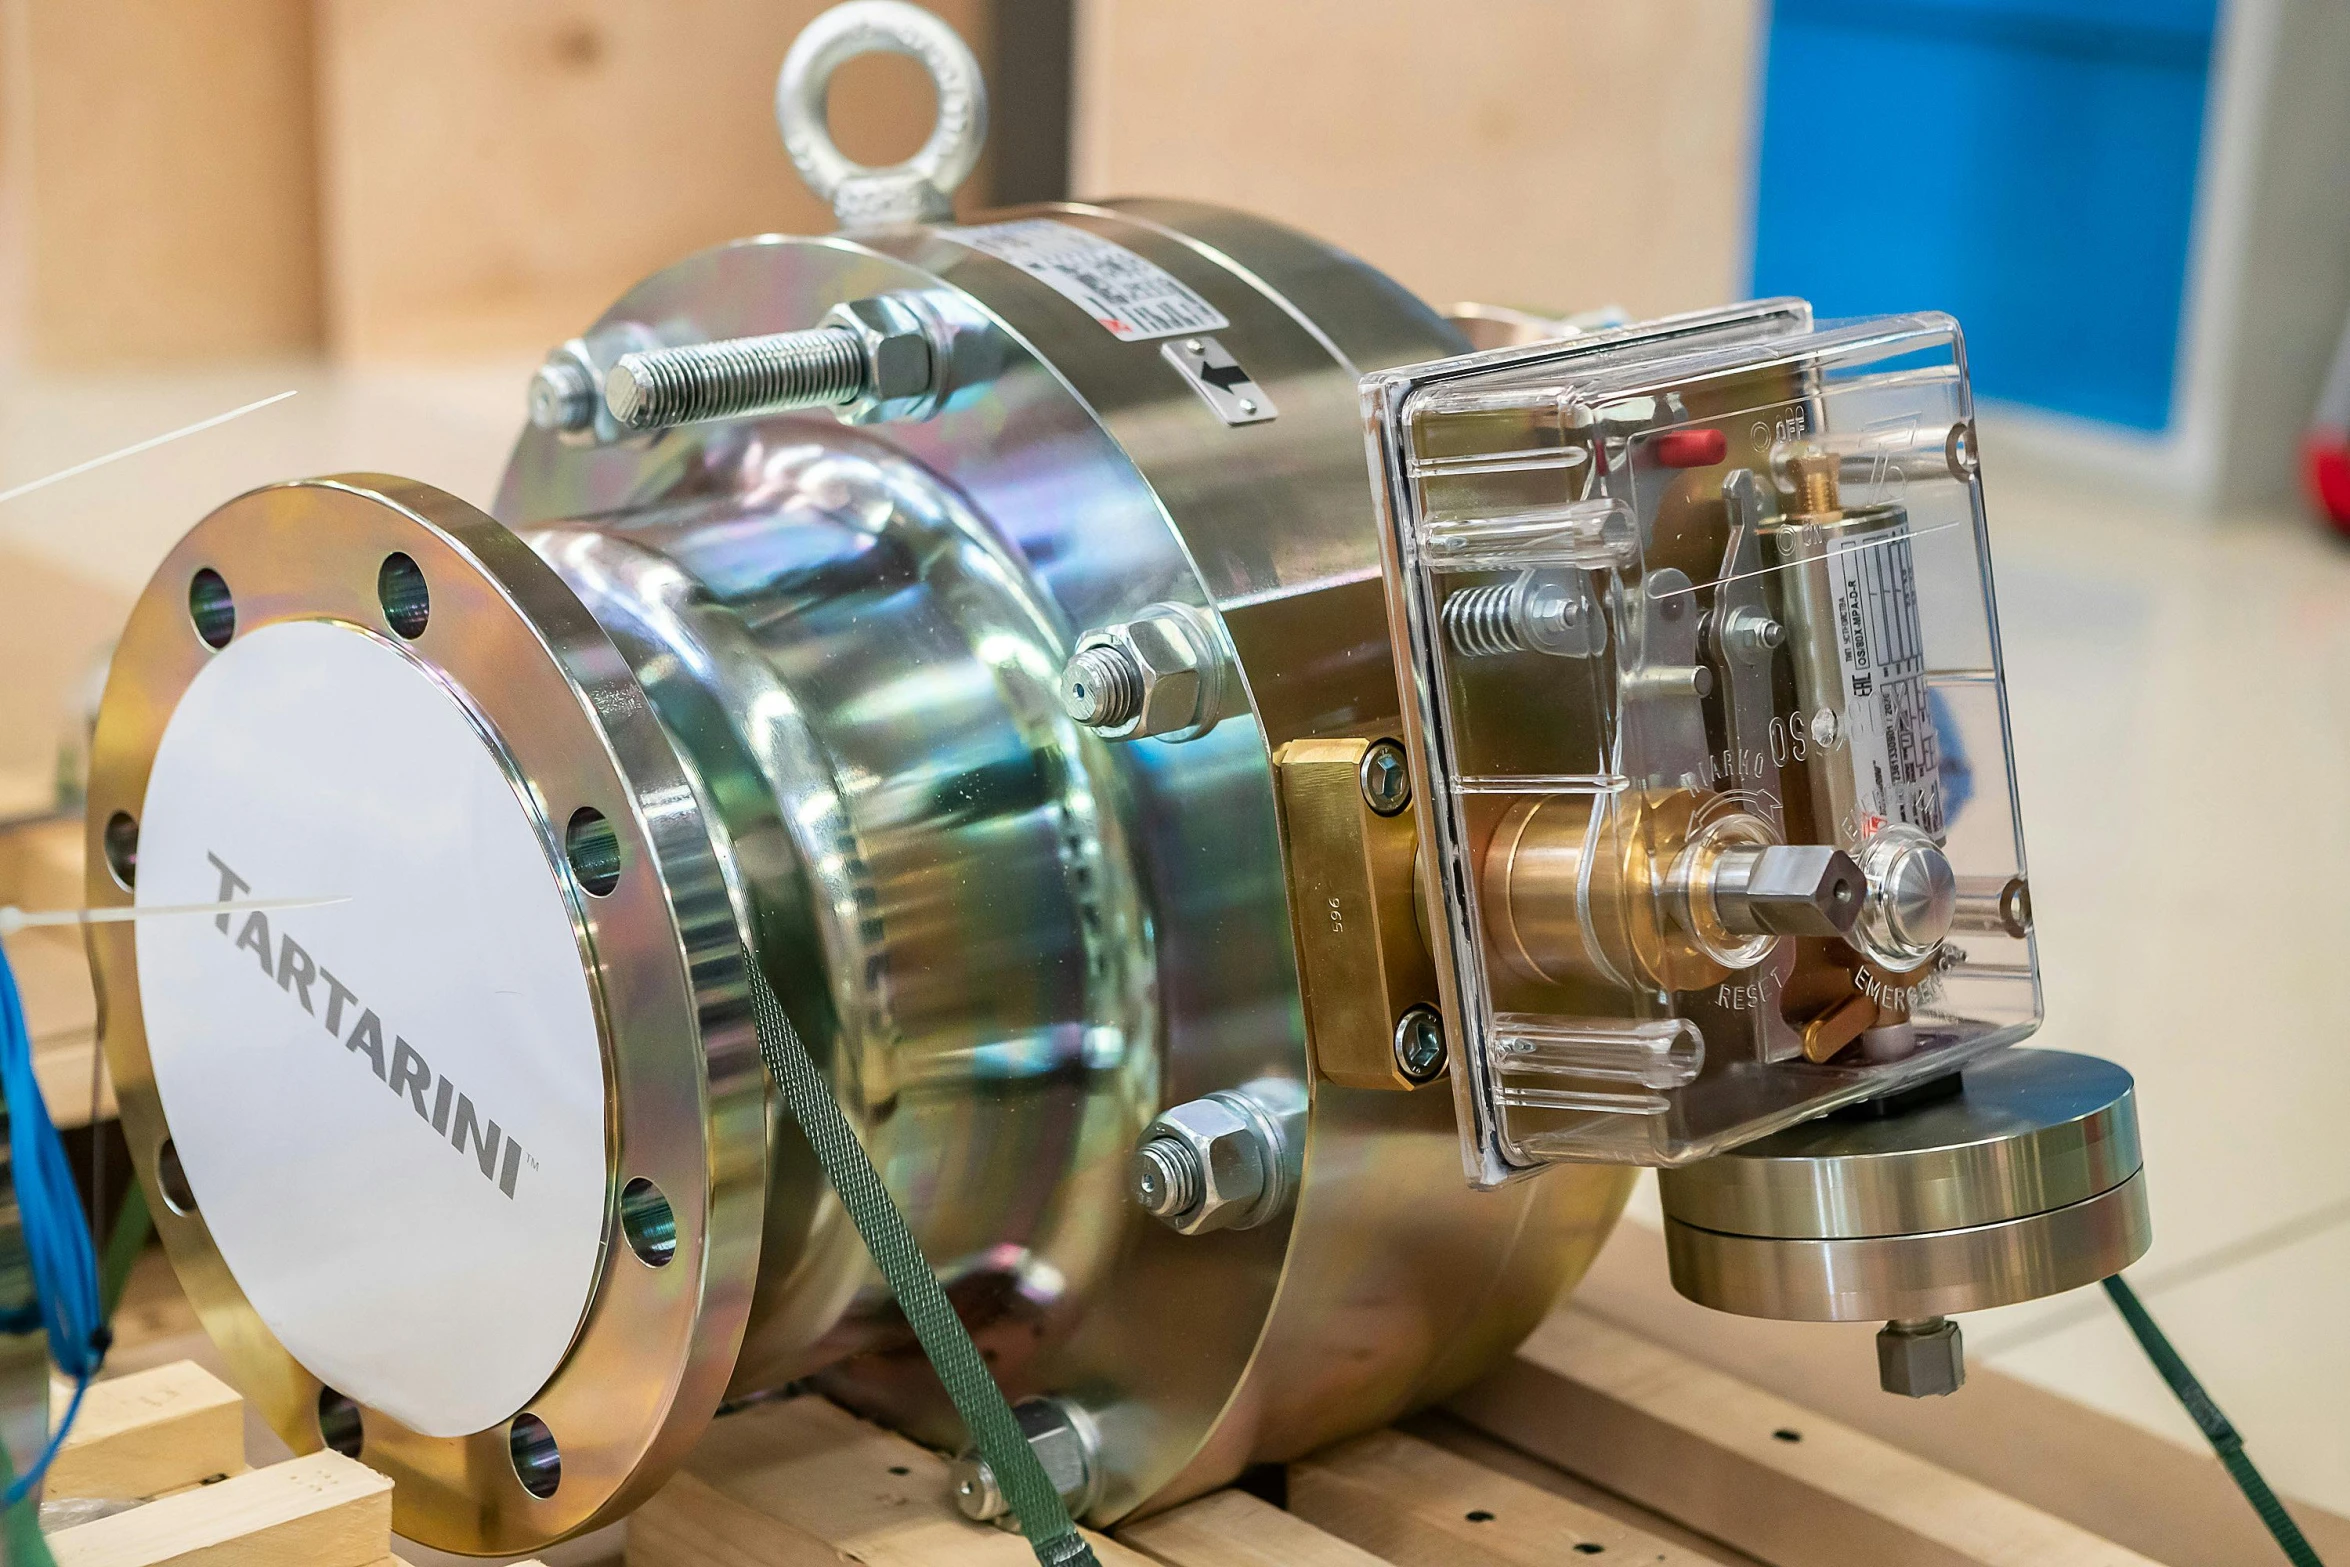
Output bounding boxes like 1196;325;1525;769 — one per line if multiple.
83;2;2145;1553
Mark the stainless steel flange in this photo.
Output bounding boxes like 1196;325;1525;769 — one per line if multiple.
85;477;765;1552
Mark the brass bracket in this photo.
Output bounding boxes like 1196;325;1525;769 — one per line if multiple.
1273;738;1442;1090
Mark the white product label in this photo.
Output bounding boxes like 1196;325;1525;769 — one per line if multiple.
1828;523;1944;838
944;218;1229;340
135;621;608;1439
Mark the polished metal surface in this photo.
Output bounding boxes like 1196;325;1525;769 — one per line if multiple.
1664;1166;2151;1321
88;478;764;1553
1658;1049;2140;1240
491;200;1614;1529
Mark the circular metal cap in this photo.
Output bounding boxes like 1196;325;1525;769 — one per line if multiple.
1657;1050;2150;1321
1854;826;1958;969
87;476;766;1554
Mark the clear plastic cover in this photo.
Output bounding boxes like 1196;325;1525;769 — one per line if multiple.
1364;301;2040;1183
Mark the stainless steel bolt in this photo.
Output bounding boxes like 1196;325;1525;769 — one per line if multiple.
1132;1087;1298;1235
949;1454;1006;1521
528;356;599;433
1129;1136;1201;1219
1359;739;1412;817
1059;605;1224;742
1060;645;1144;729
950;1397;1102;1527
605;328;870;431
1392;1005;1446;1083
1723;605;1786;662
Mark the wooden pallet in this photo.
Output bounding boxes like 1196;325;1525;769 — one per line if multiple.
36;1283;2350;1567
629;1308;2173;1567
33;1360;546;1567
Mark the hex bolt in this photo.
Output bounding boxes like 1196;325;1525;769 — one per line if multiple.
1723;605;1786;663
1131;1085;1300;1235
1713;844;1867;938
1359;739;1412;817
949;1397;1102;1527
605;327;870;430
1877;1316;1965;1397
528;356;600;434
1058;605;1226;743
1130;1136;1202;1220
1392;1005;1446;1084
1060;646;1144;730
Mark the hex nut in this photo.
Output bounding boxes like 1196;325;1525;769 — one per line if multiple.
821;294;942;422
1072;605;1221;742
949;1397;1101;1527
1139;1093;1271;1234
1877;1316;1965;1397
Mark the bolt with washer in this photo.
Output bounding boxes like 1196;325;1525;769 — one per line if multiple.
1722;605;1786;664
1130;1087;1298;1234
1359;739;1412;816
1392;1005;1446;1084
1058;604;1226;743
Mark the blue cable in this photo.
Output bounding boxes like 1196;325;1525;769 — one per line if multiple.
0;933;106;1507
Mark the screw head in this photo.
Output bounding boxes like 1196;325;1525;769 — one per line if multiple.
1359;739;1412;816
1392;1005;1446;1084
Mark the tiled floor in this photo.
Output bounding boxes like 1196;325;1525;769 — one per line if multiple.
6;369;2348;1514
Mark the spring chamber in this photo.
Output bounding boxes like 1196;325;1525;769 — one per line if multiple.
92;203;1632;1554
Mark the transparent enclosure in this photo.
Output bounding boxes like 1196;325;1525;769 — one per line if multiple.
1363;302;2040;1182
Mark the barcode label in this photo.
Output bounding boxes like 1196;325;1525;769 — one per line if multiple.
1828;523;1944;838
943;219;1229;341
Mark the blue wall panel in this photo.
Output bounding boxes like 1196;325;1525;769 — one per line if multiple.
1752;0;2217;432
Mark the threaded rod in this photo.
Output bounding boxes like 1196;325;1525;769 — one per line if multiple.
605;328;870;430
1443;581;1529;656
1059;646;1144;728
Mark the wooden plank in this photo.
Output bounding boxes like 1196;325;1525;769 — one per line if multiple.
627;1393;1149;1567
1404;1414;1763;1567
1120;1487;1387;1567
1449;1309;2166;1567
1573;1218;2350;1567
1071;0;1759;323
47;1361;247;1501
47;1449;392;1567
315;0;994;360
1290;1428;1714;1567
12;0;321;366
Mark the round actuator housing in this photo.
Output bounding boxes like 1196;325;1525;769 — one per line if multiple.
1657;1049;2150;1321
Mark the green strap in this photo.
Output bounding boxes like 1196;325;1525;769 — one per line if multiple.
99;1185;151;1324
2103;1275;2324;1567
744;961;1098;1567
0;1423;56;1567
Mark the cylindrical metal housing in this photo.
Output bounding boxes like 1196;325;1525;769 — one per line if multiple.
1657;1050;2150;1321
87;202;1632;1555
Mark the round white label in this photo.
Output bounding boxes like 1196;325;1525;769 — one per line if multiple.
136;620;609;1438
